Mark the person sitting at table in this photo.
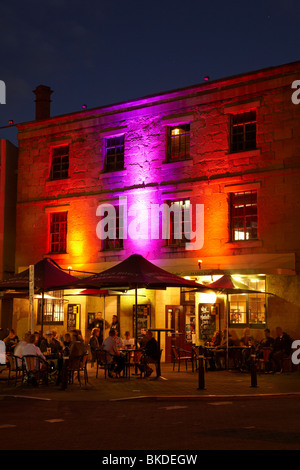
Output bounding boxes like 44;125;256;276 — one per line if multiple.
3;329;19;354
62;333;72;355
255;329;274;372
89;328;100;367
56;332;87;386
102;329;125;378
269;327;293;373
138;328;149;349
123;331;135;349
40;330;62;355
22;334;46;359
240;328;256;371
213;329;234;369
138;330;160;377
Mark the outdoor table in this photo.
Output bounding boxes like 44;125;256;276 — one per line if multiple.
60;356;70;390
120;349;136;377
148;328;174;379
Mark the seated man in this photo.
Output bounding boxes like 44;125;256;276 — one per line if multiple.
139;330;160;377
102;329;125;377
269;327;293;373
40;330;62;355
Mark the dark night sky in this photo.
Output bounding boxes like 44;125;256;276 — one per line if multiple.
0;0;300;145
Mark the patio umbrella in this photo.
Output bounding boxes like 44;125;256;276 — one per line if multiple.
206;274;269;368
0;258;80;334
69;254;213;347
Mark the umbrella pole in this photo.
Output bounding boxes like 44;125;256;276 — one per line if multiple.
226;293;229;369
135;286;138;348
41;290;45;337
103;294;106;341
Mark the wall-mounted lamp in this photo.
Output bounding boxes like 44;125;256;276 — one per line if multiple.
198;259;202;270
68;266;72;274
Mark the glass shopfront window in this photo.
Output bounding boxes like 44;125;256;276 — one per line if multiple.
229;276;266;327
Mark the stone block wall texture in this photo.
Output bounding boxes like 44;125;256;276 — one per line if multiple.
13;61;300;341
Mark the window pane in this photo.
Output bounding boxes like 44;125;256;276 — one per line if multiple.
231;111;256;152
168;124;190;161
105;135;124;171
50;145;69;180
231;191;258;241
50;212;67;253
229;294;247;323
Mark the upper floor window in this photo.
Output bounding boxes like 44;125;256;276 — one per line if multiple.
102;205;124;251
230;190;257;241
49;211;67;253
230;110;256;153
165;199;191;246
167;124;190;161
105;135;125;172
50;145;69;180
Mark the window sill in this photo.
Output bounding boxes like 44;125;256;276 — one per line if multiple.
46;177;70;184
162;158;193;167
226;148;261;158
226;239;262;249
44;252;68;258
161;245;187;253
99;168;127;176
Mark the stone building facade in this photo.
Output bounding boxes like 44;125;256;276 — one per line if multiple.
0;139;18;334
9;61;300;356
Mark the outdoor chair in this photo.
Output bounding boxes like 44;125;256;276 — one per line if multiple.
10;355;24;386
171;346;194;372
139;348;163;378
95;349;112;378
22;355;49;386
0;354;11;385
95;349;127;379
67;353;89;386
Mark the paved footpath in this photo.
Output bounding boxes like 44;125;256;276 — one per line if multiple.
1;363;300;402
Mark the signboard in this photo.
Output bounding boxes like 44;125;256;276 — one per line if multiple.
67;304;81;331
198;303;217;342
133;304;151;338
29;265;34;332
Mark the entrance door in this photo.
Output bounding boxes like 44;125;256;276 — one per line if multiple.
165;305;184;362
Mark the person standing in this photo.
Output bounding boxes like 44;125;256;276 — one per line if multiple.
89;328;100;367
110;315;120;337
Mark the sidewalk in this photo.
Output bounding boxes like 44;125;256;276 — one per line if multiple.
1;363;300;402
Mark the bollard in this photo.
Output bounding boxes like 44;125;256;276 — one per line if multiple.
250;354;258;388
197;355;206;390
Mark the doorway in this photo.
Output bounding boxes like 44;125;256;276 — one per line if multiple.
165;305;193;362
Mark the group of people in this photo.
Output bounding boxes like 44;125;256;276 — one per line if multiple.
204;326;294;373
89;324;160;378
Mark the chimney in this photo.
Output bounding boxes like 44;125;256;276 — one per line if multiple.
33;85;53;120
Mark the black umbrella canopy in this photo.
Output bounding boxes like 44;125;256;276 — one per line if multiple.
206;274;267;295
70;254;212;350
0;258;80;292
72;254;212;291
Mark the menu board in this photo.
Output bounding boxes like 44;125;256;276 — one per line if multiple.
133;304;151;337
67;304;81;331
198;303;216;342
